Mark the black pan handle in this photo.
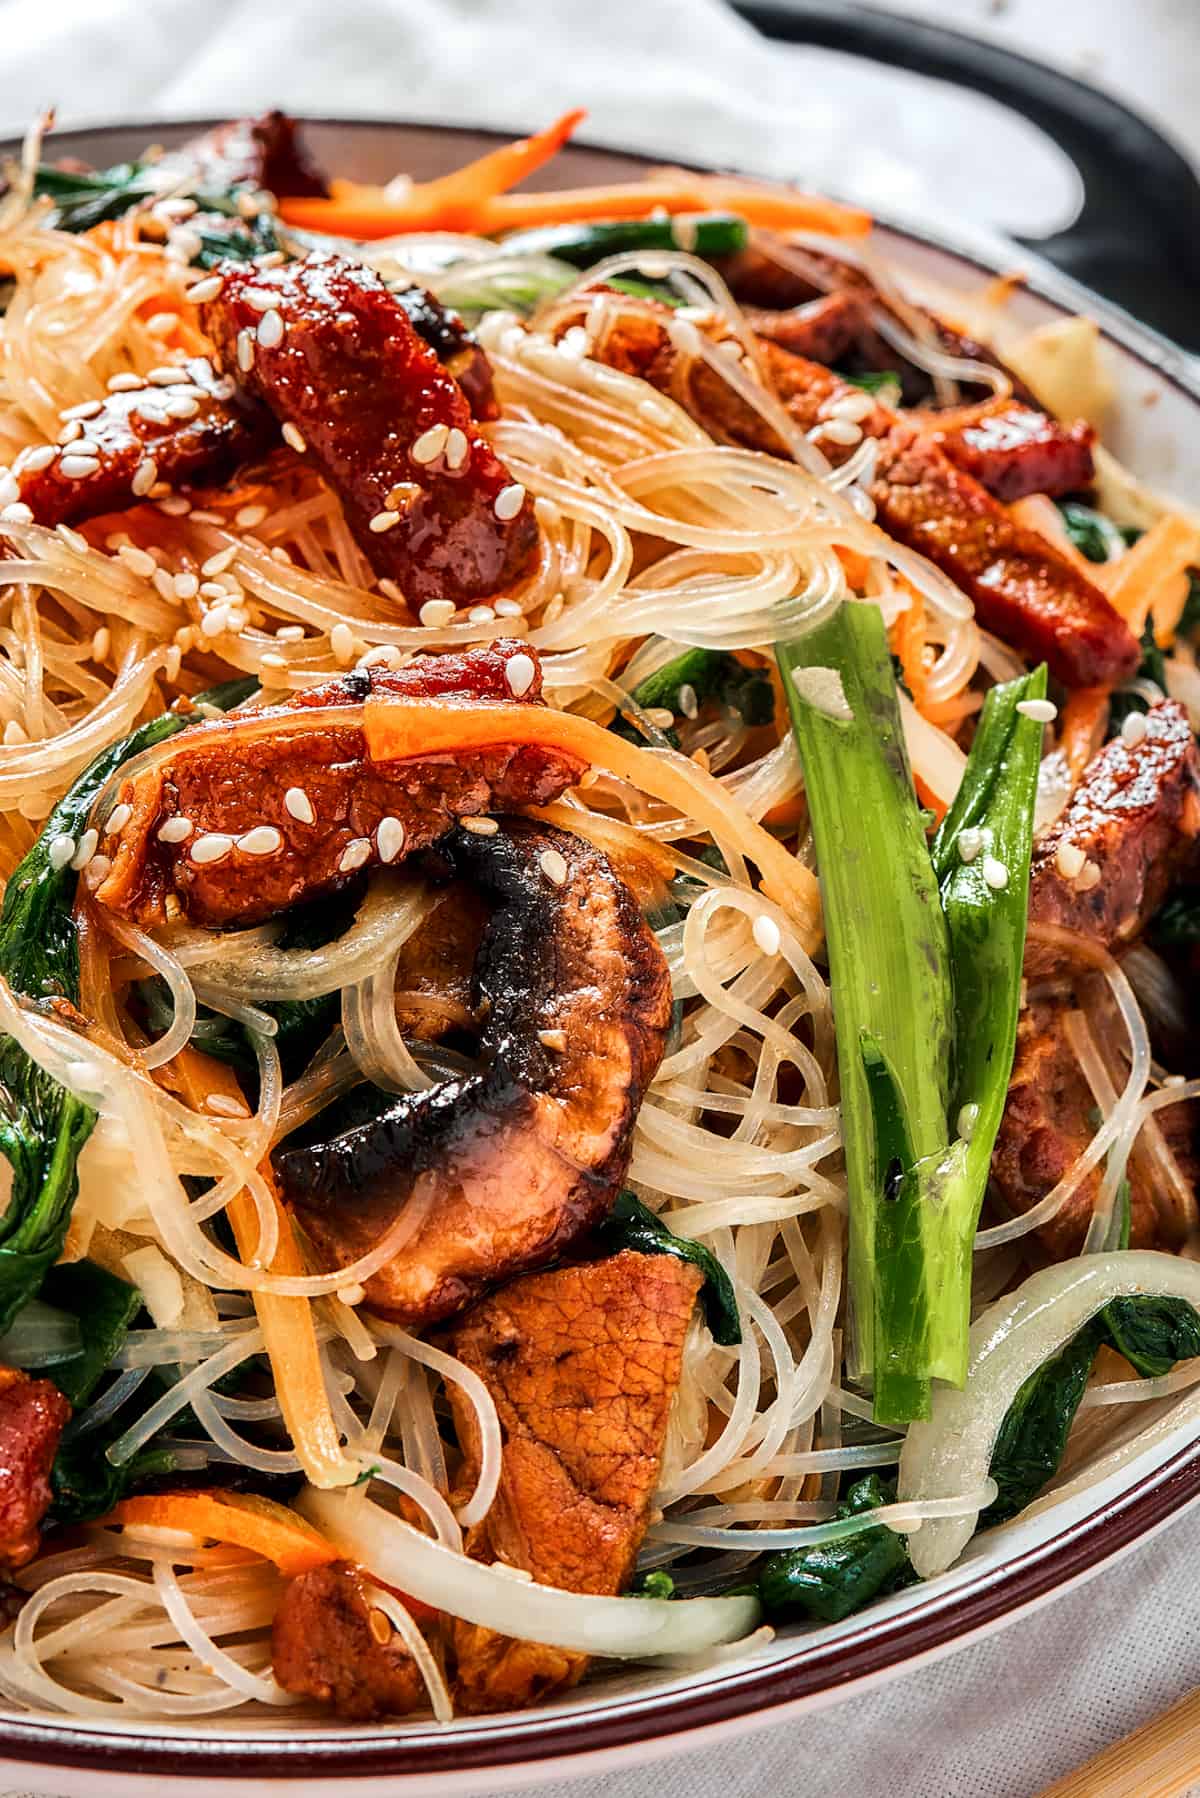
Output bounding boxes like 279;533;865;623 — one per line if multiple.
731;0;1200;348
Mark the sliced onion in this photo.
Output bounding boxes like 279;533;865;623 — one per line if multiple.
898;1249;1200;1576
299;1487;760;1658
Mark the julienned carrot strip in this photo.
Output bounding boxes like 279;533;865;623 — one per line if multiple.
110;1490;337;1576
1096;514;1200;638
419;109;587;204
1060;684;1110;783
890;592;929;712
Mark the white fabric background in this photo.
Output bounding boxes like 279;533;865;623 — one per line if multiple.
0;1;1198;1792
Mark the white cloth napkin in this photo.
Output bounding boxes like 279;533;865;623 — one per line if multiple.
0;1;1197;1791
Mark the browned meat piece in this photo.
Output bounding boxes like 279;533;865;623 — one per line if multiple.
15;355;274;528
920;399;1095;502
0;1366;70;1574
97;640;583;927
276;819;672;1327
390;286;497;422
442;1251;702;1713
272;1560;425;1719
744;292;866;368
1027;700;1200;974
199;254;538;608
162;111;329;200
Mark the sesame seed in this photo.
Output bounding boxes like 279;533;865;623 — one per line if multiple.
494;482;526;521
3;719;27;745
419;599;455;629
188;508;224;525
368;1608;391;1646
1076;858;1102;892
158;815;193;843
107;372;143;392
957;1101;980;1142
377;816;406;863
330;622;355;664
410;423;448;465
336;1281;366;1308
678;683;699;720
460;815;499;836
1121;710;1149;747
339;838;371;873
61;399;102;421
202;546;239;578
47;834;75;871
645;706;675;730
238;825;283;856
260;652;289;672
369;509;400;533
131;457;158;497
173;572;199;601
1055;840;1086;880
162;394;199;421
825;390;876;424
815;418;863;447
236;192;262;220
281;423;307;453
83;854;111;889
284;787;315;825
468;605;495;624
271;545;292;564
153;568;176;602
505;652;536;698
236;329;255;373
235;504;268;528
240;285;278;312
1164;1074;1187;1089
205;1093;250;1118
186;274;224;305
104;802;132;836
275;624;305;642
444;427;469;470
538;1028;568;1051
146;366;187;386
191;832;235;866
118;543;157;577
378;577;405;603
957;827;983;864
257;308;285;349
56;524;89;555
57;420;83;444
91;627;110;660
982;855;1009;890
752;913;782;957
21;445;56;473
357;645;403;671
201;604;230;638
69;828;99;871
494;598;523;618
60;454;100;480
539;847;568;886
158;494;191;516
1016;698;1058;724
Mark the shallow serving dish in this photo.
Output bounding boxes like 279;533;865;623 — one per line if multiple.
1;116;1199;1797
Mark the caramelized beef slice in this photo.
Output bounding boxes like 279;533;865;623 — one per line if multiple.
0;1366;70;1574
919;398;1095;502
16;356;274;528
199;253;537;607
441;1251;701;1713
275;820;672;1326
97;641;582;927
1028;700;1200;974
272;1560;425;1719
164;111;330;199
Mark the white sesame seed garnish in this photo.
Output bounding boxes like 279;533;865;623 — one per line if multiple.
377;577;405;603
237;825;283;856
107;372;143;392
57;421;83;444
201;546;239;578
369;509;400;533
69;828;99;871
186;274;224;305
173;572;199;601
824;390;876;424
47;834;75;871
56;523;89;555
240;286;279;312
419;599;456;629
257;308;285;349
1121;710;1149;747
270;545;292;564
1164;1073;1187;1089
275;624;305;642
1055;840;1086;880
157;815;193;844
83;854;111;889
539;847;568;886
61;399;102;422
146;366;187;386
645;706;675;730
336;1282;366;1308
815;418;863;448
339;838;372;873
377;816;406;863
678;682;699;720
91;627;110;660
104;803;132;837
235;504;268;528
21;445;56;473
131;457;158;497
236;329;255;373
60;454;100;480
205;1093;250;1118
538;1028;568;1052
752;913;782;957
281;423;307;453
118;543;157;578
284;786;315;825
468;605;496;624
494;598;523;618
191;832;235;866
982;855;1009;890
957;827;983;864
957;1101;980;1142
3;720;27;745
201;603;230;638
158;494;191;517
259;652;288;672
410;423;449;465
1016;698;1058;724
444;427;469;470
1076;858;1102;892
494;482;526;521
505;651;537;698
330;623;356;664
460;815;499;836
162;394;199;421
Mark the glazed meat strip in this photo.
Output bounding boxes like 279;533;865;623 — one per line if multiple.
199;253;538;608
97;640;582;927
160;110;330;200
272;1561;426;1720
916;398;1096;503
14;355;275;529
275;819;672;1326
0;1366;69;1574
441;1251;702;1713
1026;699;1200;975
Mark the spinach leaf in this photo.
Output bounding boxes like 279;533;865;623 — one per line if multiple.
613;647;773;748
1149;890;1200;948
49;1439;178;1527
633;1569;677;1599
983;1321;1104;1524
1101;1295;1200;1378
1108;619;1169;736
595;1191;741;1345
32;163;284;266
1056;500;1126;565
40;1261;142;1407
758;1475;914;1623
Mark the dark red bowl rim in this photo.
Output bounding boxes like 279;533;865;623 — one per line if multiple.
1;114;1198;1782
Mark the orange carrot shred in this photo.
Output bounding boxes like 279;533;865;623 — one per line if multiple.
1059;684;1110;783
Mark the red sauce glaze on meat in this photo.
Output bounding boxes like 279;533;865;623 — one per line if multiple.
15;357;274;529
0;1366;69;1574
199;254;539;608
163;111;330;200
920;399;1096;503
